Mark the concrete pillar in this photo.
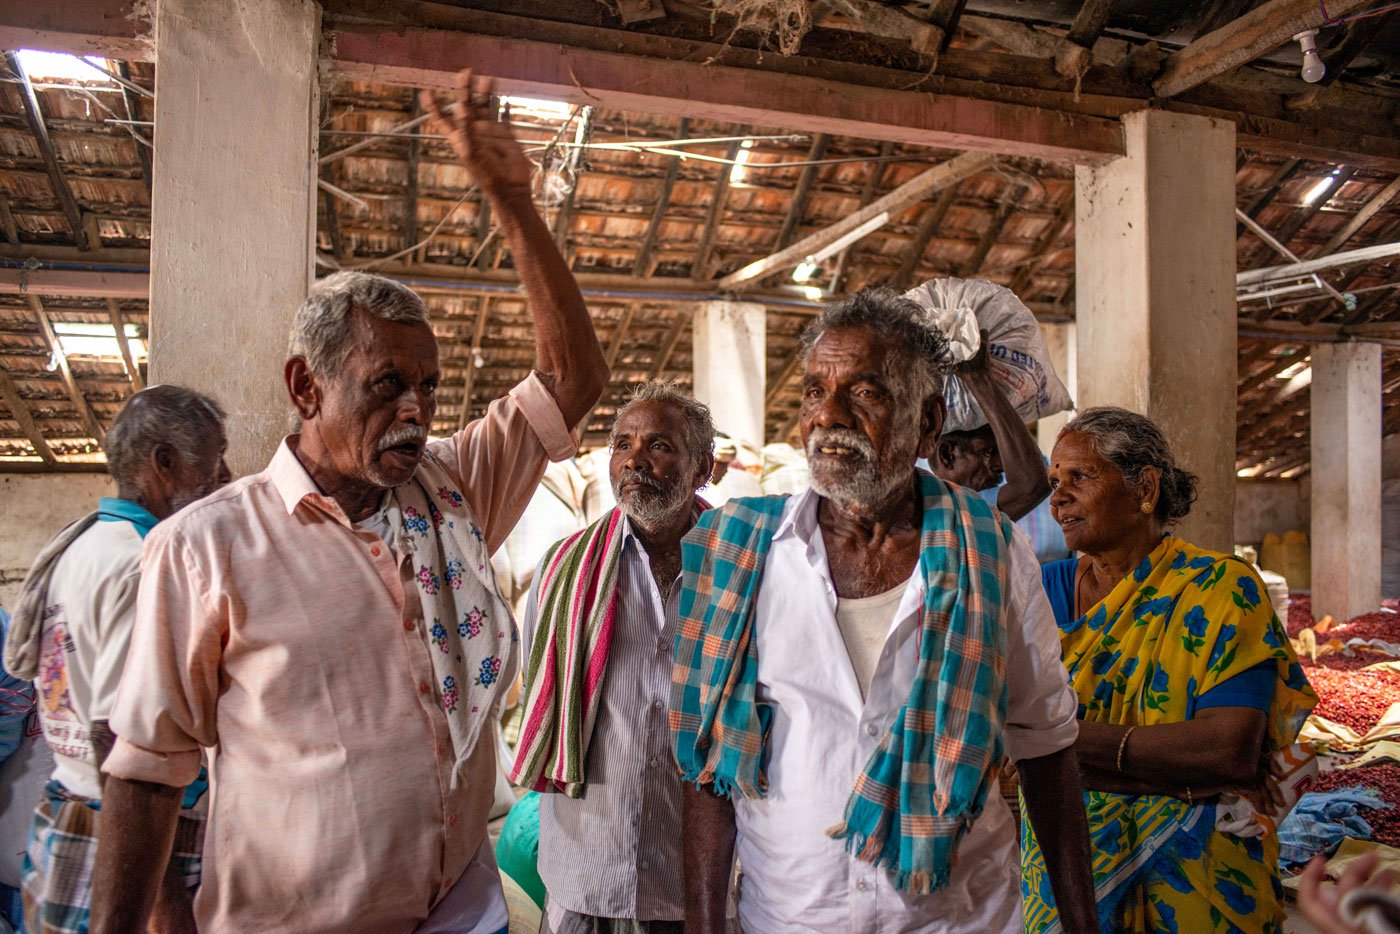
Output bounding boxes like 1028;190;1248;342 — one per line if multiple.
1037;321;1076;458
692;301;766;447
1310;342;1382;621
148;0;320;474
1074;109;1238;552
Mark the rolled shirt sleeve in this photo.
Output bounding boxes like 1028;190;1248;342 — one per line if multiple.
431;372;579;555
1001;526;1080;763
103;523;223;789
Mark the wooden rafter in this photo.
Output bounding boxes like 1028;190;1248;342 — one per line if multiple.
765;351;805;410
693;133;748;280
405;95;423;261
720;150;997;290
1319;175;1400;257
580;305;637;434
1319;12;1393;86
0;364;58;466
773;134;830;252
1154;0;1375;98
633;117;689;276
960;182;1026;277
114;60;152;196
26;295;104;444
1272;166;1355;247
890;185;958;291
1239;158;1301;234
457;296;493;430
1009;196;1074;295
1056;0;1117;78
925;0;970;53
106;297;143;392
6;51;93;251
0;197;16;245
832;142;892;293
648;313;690;382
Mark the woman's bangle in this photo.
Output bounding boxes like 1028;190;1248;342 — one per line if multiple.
1185;786;1194;807
1116;726;1137;774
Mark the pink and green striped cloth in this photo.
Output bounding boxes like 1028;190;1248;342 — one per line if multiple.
510;499;706;797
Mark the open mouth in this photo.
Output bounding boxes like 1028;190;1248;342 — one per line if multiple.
814;445;865;458
380;441;424;465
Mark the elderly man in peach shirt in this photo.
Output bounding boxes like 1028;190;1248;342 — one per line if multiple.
89;73;608;934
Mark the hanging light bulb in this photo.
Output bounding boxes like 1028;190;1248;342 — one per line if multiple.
1295;30;1325;84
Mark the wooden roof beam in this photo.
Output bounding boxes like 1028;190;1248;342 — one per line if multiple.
26;294;105;445
718;150;996;291
456;296;493;430
890;185;958;292
1319;175;1400;257
693;135;747;280
405;96;423;262
106;297;143;392
960;182;1026;278
1009;196;1074;296
0;364;59;467
1154;0;1375;99
6;52;95;251
328;24;1125;165
773;134;831;253
114;60;152;197
1056;0;1117;80
633;117;689;277
1270;166;1356;249
832;142;892;294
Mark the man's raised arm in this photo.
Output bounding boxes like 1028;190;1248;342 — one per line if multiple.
956;329;1049;521
422;72;608;425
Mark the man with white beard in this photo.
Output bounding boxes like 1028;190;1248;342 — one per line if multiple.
511;381;715;934
670;288;1100;934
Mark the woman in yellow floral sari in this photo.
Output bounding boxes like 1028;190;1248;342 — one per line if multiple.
1021;407;1315;934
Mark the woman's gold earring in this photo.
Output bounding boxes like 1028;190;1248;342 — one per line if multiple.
1141;502;1153;513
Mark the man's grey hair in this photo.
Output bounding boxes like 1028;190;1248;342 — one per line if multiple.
288;271;431;379
1061;406;1199;525
798;287;952;405
609;380;716;473
105;384;226;487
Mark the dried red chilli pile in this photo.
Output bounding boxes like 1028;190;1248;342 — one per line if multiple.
1303;667;1400;734
1286;595;1400;644
1309;765;1400;849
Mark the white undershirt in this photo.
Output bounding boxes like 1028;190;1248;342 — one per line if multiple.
835;583;907;700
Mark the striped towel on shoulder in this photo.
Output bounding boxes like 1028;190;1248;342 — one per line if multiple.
512;498;707;797
670;472;1016;893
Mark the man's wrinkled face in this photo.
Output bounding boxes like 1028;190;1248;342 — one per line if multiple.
314;308;440;490
799;326;937;511
167;432;231;513
944;435;1003;491
609;400;708;530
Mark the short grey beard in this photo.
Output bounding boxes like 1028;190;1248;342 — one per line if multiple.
806;427;912;513
615;474;694;532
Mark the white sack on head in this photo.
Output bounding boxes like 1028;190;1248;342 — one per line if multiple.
903;277;1074;433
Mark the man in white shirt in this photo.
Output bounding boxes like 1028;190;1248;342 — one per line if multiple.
3;385;229;933
672;288;1098;934
513;381;715;934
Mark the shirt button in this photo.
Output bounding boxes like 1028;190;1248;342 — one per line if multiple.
653;699;664;710
371;545;382;557
657;639;669;653
419;682;430;695
866;724;879;737
640;859;650;871
856;880;868;892
648;757;659;769
403;620;415;632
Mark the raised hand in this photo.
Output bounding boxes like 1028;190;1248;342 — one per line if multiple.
420;69;532;197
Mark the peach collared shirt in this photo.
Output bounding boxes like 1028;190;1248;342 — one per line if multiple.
104;374;576;933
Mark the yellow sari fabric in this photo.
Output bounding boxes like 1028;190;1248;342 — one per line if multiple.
1021;536;1316;933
